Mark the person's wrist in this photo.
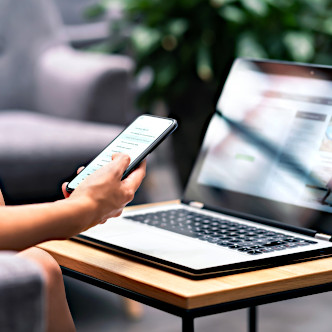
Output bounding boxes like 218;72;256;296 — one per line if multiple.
71;194;100;232
56;196;99;238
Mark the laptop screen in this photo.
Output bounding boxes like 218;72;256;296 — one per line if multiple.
184;58;332;234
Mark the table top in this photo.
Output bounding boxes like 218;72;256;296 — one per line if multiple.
38;201;332;310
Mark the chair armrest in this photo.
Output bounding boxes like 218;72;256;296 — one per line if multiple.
35;45;136;125
65;21;110;48
0;252;44;331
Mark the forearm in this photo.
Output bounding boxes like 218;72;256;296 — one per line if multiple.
0;198;96;251
0;154;145;251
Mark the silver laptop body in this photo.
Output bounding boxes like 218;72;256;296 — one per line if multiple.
75;58;332;279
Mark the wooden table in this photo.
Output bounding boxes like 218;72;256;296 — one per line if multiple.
38;202;332;332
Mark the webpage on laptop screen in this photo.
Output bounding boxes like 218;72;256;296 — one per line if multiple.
198;61;332;215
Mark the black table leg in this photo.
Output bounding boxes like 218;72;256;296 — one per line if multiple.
182;316;194;332
248;306;257;332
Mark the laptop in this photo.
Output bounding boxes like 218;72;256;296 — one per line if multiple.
74;58;332;279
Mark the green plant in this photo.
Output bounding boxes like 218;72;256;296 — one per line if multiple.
86;0;332;185
87;0;332;111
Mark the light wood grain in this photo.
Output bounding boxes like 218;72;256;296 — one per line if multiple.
37;201;332;309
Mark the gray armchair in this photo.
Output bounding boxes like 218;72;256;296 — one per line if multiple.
0;0;141;204
53;0;112;48
0;252;44;332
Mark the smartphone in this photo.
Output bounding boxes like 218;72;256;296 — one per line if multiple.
66;114;178;193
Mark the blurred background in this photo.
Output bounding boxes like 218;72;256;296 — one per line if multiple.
2;0;332;330
82;0;332;187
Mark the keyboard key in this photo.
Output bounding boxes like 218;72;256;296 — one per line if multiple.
126;209;317;255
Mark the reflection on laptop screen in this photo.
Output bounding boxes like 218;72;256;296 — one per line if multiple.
186;58;332;232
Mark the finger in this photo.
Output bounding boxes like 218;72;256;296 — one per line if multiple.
108;153;131;178
112;152;131;163
77;166;85;174
0;189;5;206
122;160;146;191
111;152;125;159
62;182;71;198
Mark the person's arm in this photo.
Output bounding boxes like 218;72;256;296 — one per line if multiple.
0;154;146;251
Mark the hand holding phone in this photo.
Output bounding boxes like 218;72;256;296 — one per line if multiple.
66;114;177;193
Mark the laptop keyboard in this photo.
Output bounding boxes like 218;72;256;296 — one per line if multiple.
125;209;317;255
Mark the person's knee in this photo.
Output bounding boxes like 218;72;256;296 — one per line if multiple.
18;248;75;332
18;247;63;287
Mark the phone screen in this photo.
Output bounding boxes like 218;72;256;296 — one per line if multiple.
67;115;177;192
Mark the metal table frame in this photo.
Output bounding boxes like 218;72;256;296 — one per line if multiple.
62;266;332;332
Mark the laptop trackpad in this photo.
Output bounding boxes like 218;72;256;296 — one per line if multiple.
81;217;250;270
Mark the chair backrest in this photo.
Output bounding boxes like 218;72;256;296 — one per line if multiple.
0;0;66;111
54;0;104;25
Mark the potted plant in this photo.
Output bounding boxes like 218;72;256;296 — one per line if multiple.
87;0;332;185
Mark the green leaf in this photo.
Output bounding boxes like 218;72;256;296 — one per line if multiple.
210;0;237;8
167;19;189;37
155;61;177;88
236;32;267;58
219;5;247;24
301;0;330;14
322;17;332;35
283;31;314;62
240;0;269;17
131;26;161;56
264;0;290;7
297;14;320;31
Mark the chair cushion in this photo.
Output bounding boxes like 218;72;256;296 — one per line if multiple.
0;252;44;331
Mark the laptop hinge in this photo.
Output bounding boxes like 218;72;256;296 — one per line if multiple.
189;201;204;209
315;233;332;242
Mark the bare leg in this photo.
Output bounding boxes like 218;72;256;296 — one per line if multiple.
122;297;144;320
18;247;75;332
